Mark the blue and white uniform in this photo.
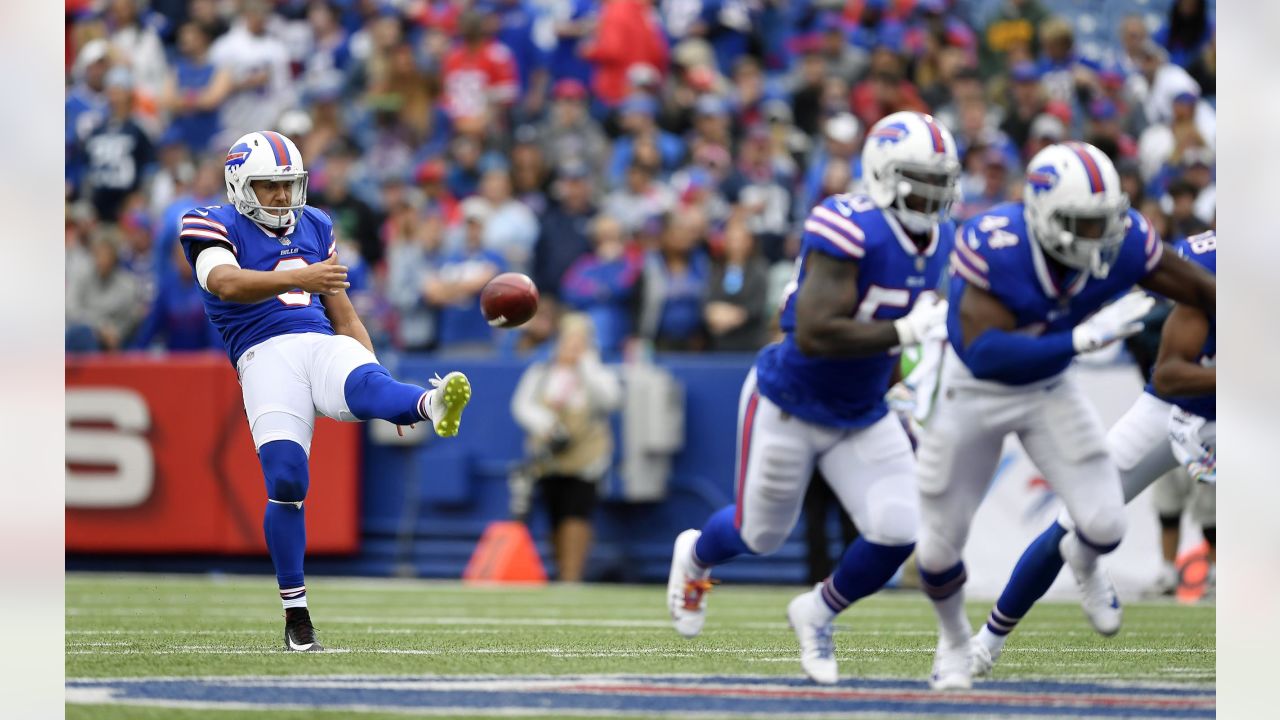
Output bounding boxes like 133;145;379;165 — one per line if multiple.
181;202;378;453
916;201;1163;577
735;193;954;555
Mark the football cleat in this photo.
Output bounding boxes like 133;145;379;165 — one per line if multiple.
970;634;1000;677
283;607;324;652
426;372;472;438
1077;567;1122;636
787;586;838;685
667;529;712;638
929;640;972;690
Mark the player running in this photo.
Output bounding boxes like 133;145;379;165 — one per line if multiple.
915;142;1215;689
970;229;1217;676
181;131;473;652
666;111;958;685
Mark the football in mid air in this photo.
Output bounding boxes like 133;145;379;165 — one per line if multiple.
480;272;539;328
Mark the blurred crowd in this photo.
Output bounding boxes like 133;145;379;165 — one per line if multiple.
65;0;1216;359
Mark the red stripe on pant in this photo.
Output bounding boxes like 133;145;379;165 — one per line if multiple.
734;391;761;529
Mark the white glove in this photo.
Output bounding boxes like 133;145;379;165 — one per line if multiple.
1071;292;1156;354
1169;408;1216;484
894;296;948;348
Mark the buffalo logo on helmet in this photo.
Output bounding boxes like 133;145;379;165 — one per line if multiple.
225;143;252;170
1026;165;1059;194
868;122;910;146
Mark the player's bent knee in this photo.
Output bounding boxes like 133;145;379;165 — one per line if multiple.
741;526;787;555
259;439;310;504
915;532;962;574
863;500;919;547
1077;510;1126;554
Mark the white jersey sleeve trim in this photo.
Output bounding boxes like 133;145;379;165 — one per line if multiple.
196;246;241;292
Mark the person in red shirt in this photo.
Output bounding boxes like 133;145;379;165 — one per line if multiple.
581;0;669;108
442;11;519;134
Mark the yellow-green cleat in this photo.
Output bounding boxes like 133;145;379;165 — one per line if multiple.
426;371;471;437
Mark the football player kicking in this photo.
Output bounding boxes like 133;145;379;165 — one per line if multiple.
181;131;473;651
970;229;1216;676
916;142;1215;689
667;112;957;685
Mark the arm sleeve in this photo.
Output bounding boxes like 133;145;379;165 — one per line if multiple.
962;328;1076;382
195;245;240;292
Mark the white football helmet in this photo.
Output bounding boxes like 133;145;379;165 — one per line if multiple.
223;130;308;229
1023;142;1129;278
862;111;960;233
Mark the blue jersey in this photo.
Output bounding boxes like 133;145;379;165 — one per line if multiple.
1145;231;1216;420
947;203;1164;385
756;194;956;428
179;205;337;364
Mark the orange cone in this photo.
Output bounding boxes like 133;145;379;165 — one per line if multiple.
1175;540;1212;604
463;521;548;585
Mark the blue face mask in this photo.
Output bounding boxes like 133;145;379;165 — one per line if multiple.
723;265;744;295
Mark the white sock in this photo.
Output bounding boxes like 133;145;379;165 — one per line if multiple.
1059;532;1100;580
975;624;1006;658
280;586;308;609
808;586;838;624
685;544;711;580
417;391;432;422
931;591;972;648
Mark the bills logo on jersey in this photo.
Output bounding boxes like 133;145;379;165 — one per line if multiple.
868;122;909;146
1027;165;1059;194
225;143;251;170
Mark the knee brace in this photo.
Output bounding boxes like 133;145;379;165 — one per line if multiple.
260;440;310;507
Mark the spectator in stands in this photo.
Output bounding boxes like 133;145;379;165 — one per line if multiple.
851;49;930;128
533;161;597;300
313;143;384;266
1083;98;1138;163
478;166;540;275
786;46;829;137
800;113;860;218
130;241;222;352
511;313;622;583
367;41;440;144
978;0;1049;80
80;67;155;223
415;158;461;227
66;229;143;353
1023;111;1065;160
604;159;676;237
1186;28;1214;103
429;197;505;352
547;0;596;86
724;126;795;264
442;10;518;134
561;215;643;361
1176;146;1216;226
729;56;767;128
690;94;734;152
540;79;609;174
1034;17;1101;108
1165;178;1211;244
956;147;1016;222
66;40;111;197
105;0;169;110
161;22;228;155
208;0;292;147
1156;0;1212;69
703;219;768;352
581;0;669;108
446;135;485;199
608;94;685;187
386;213;447;352
511;126;550;215
999;62;1047;152
634;208;711;352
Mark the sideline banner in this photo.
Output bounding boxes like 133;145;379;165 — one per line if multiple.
66;353;359;554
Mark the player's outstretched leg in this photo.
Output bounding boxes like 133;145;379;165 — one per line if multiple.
344;363;472;437
667;506;754;638
259;439;323;652
786;538;915;685
972;521;1069;676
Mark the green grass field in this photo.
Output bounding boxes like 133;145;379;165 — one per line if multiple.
66;573;1215;719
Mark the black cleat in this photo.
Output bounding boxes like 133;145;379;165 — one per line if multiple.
283;607;324;652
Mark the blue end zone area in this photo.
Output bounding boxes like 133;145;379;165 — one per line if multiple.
67;674;1216;718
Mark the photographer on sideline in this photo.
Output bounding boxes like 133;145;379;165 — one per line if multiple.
511;313;622;582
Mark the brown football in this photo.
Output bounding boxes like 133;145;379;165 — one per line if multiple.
480;272;539;328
